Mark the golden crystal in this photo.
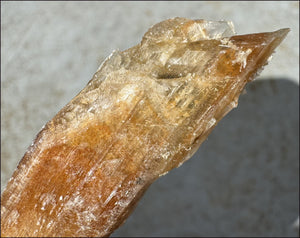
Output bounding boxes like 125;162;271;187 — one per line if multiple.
1;18;289;237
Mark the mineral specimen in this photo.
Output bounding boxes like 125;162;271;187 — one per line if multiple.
1;18;289;237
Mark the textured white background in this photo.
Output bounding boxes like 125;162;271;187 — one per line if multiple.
1;1;299;236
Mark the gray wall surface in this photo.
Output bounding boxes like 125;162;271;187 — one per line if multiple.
1;1;299;236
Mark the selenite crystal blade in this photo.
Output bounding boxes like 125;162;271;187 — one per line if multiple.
1;18;289;237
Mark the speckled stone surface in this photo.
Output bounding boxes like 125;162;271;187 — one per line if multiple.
1;1;299;236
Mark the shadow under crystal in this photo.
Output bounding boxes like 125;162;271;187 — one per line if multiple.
112;78;299;237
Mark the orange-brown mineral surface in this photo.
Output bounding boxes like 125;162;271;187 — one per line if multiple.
1;18;289;237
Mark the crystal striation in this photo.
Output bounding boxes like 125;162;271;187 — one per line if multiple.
1;18;289;237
